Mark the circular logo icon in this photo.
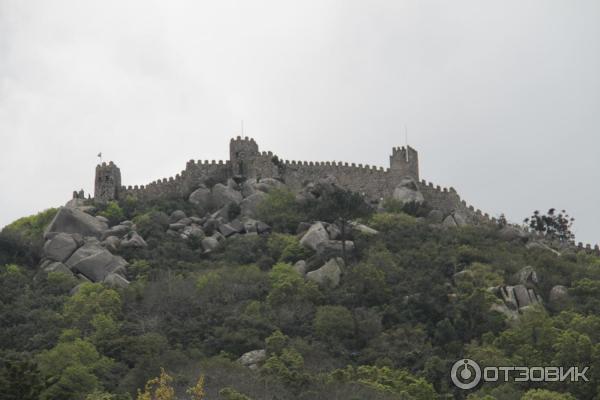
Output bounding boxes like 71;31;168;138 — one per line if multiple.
451;359;482;390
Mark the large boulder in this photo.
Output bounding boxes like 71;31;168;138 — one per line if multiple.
43;261;73;275
442;215;458;228
499;226;529;242
392;177;424;205
182;225;205;240
65;242;106;267
120;232;147;249
300;222;330;251
211;183;242;207
101;224;131;240
306;257;343;287
350;222;378;236
316;240;355;259
189;187;211;210
101;236;121;252
201;236;220;253
240;180;256;197
240;191;268;218
293;260;307;275
238;349;266;370
67;245;128;282
170;210;187;222
104;273;130;289
514;266;538;288
452;212;468;227
43;233;79;262
252;178;282;193
512;284;541;308
45;207;108;238
427;209;445;224
548;285;570;311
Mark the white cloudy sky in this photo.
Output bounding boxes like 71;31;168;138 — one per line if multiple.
1;0;599;244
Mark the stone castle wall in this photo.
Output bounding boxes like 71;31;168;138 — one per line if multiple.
91;136;600;252
98;136;489;223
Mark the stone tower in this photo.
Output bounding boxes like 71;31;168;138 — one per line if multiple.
94;161;121;203
229;136;259;178
389;146;419;181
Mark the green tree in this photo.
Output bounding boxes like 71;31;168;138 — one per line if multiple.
521;389;576;400
257;188;306;232
99;201;125;226
0;355;44;400
313;305;355;345
524;208;575;242
63;283;122;336
219;387;253;400
37;338;114;400
307;185;372;264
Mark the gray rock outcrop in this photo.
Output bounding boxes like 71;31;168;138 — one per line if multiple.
306;257;343;287
211;183;243;206
43;233;78;262
392;177;424;205
121;232;147;249
201;236;220;253
45;207;108;239
104;273;130;289
293;260;307;275
238;349;266;370
300;222;330;251
240;191;268;218
548;285;570;311
189;187;211;210
65;243;128;283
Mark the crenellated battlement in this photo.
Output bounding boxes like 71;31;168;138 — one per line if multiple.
90;136;598;250
92;137;484;222
94;136;426;204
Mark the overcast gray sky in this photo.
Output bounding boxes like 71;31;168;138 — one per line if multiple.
1;0;598;245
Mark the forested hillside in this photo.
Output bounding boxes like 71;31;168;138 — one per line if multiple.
1;180;599;400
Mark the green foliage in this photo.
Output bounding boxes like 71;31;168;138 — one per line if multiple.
222;235;268;266
330;365;436;400
313;306;354;345
381;198;431;218
2;208;57;242
85;391;117;400
368;212;417;232
262;348;309;388
267;233;312;263
0;355;44;400
524;208;575;242
63;283;122;336
306;185;372;224
99;201;125;226
521;389;576;400
257;188;306;232
1;208;58;262
37;338;115;400
219;387;253;400
4;191;600;399
133;210;170;239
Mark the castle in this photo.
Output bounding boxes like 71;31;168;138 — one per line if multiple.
91;136;600;254
94;136;493;224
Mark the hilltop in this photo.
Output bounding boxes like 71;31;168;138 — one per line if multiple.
0;138;599;400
